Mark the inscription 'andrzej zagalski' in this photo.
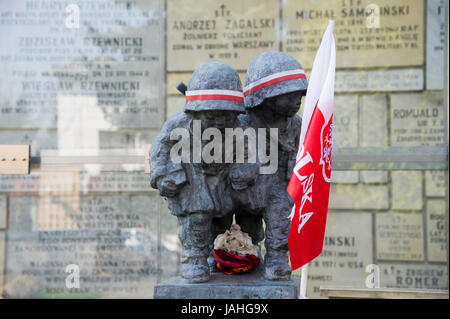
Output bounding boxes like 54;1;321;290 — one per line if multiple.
168;0;279;70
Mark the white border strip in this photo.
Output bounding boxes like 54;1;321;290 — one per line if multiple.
186;89;244;98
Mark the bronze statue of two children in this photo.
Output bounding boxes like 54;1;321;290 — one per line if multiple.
150;51;308;283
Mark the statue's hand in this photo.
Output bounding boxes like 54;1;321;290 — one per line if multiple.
230;163;259;191
158;178;183;197
231;179;250;191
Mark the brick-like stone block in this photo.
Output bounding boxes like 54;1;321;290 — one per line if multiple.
331;171;359;184
167;96;186;119
329;184;389;210
360;171;388;184
391;171;423;211
360;94;388;147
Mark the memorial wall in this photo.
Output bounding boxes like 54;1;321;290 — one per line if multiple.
0;0;448;298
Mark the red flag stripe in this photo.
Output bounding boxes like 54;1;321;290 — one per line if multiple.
243;73;306;97
186;94;244;102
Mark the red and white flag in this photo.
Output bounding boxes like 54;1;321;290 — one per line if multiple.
287;21;336;271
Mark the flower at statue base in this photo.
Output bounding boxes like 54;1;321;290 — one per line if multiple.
212;224;260;275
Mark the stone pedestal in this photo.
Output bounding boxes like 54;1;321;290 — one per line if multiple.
154;270;300;299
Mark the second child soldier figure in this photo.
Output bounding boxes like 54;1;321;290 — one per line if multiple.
230;51;308;280
149;61;245;283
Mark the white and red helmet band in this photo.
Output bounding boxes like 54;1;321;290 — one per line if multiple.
185;89;244;103
243;69;306;97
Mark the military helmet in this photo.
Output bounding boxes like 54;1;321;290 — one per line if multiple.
184;61;245;113
243;51;308;109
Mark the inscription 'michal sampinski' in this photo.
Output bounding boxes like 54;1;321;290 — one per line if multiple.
296;5;411;20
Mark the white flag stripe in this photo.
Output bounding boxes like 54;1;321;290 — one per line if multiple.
186;90;244;97
317;32;336;125
243;69;305;92
299;21;335;151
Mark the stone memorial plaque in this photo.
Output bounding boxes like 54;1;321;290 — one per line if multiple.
391;171;423;211
0;171;151;194
376;213;424;261
9;194;150;231
0;0;163;134
426;200;447;262
360;94;388;147
282;0;424;69
80;171;150;193
391;92;445;146
329;184;389;210
335;68;423;92
0;171;78;194
38;171;80;195
294;213;373;298
0;175;39;194
167;0;279;71
426;0;447;90
0;195;6;229
99;130;159;150
379;263;448;290
5;193;178;298
425;171;447;197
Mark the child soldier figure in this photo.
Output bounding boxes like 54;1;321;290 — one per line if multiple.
229;51;308;280
149;61;245;283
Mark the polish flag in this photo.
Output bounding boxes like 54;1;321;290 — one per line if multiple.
287;21;336;271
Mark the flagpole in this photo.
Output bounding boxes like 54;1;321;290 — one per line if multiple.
299;263;309;299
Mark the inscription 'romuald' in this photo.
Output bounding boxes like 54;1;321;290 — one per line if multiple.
391;92;445;146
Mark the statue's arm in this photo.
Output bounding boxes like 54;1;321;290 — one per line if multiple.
229;114;260;190
287;115;302;181
149;113;188;196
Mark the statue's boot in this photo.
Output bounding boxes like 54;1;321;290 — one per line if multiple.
262;195;292;281
180;255;210;283
264;248;291;281
178;213;211;283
